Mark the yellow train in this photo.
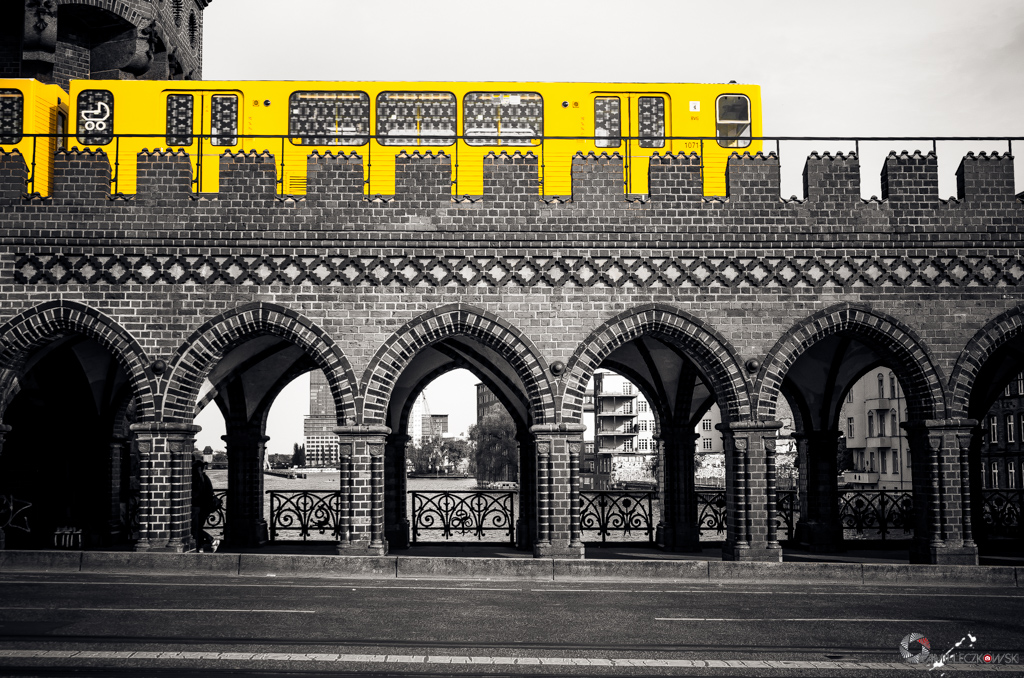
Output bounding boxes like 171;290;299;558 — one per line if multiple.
1;79;761;197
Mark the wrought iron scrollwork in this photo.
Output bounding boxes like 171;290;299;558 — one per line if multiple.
409;491;516;544
839;490;913;540
980;489;1022;539
697;490;727;537
267;490;343;541
775;489;797;541
204;490;227;533
579;491;655;543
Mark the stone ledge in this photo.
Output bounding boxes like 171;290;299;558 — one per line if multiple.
0;550;1018;587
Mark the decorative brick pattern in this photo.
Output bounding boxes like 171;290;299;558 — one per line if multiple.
563;304;749;423
163;302;357;424
0;299;154;417
754;303;946;422
15;251;1024;288
361;304;554;427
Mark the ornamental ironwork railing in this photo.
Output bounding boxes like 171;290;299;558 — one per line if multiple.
697;490;798;541
697;490;728;538
267;490;343;541
776;489;798;541
409;491;516;544
580;491;656;543
839;490;913;540
980;489;1022;539
204;490;227;535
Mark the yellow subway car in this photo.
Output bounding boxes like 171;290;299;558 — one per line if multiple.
0;79;69;196
13;79;761;197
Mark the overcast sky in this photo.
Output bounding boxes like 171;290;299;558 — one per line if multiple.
194;0;1024;456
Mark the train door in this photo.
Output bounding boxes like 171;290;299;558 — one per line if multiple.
624;93;669;195
164;89;242;193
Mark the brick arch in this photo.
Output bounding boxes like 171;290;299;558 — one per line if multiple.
948;304;1024;419
562;304;750;425
754;303;947;422
360;304;554;427
0;299;154;420
54;0;149;28
163;302;357;425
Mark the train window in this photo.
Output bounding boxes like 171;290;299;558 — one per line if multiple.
289;91;369;146
210;94;238;146
463;92;542;146
166;94;193;146
637;96;665;148
594;97;620;148
77;90;114;145
56;112;66;150
376;91;456;146
716;94;751;148
0;89;23;144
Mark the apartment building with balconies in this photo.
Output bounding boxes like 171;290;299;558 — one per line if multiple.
839;370;912;490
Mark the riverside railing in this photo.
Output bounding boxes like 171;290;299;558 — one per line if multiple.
199;487;1020;546
409;490;516;545
579;491;656;543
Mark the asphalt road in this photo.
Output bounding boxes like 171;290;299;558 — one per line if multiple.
0;572;1021;677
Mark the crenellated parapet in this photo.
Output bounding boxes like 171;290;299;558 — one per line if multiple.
54;148;111;202
306;151;364;205
648;152;702;205
483;152;539;207
219;151;277;198
0;150;27;202
395;151;451;208
572;152;624;205
956;151;1016;206
802;152;860;207
881;150;938;209
137;149;193;200
726;151;780;204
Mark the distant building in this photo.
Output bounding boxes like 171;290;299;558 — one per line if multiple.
981;370;1024;490
476;383;503;423
304;370;338;467
839;369;912;490
585;371;655;490
694;404;725;487
426;413;449;441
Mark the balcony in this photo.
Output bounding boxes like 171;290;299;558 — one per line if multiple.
865;436;890;448
844;471;880;485
865;397;890;411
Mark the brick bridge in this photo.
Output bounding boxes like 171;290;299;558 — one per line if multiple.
0;146;1021;565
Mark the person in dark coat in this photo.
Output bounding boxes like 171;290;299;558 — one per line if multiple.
191;458;221;552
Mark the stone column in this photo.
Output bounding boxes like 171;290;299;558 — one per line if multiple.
905;418;979;565
334;425;390;555
221;420;269;547
384;433;411;549
530;423;586;558
793;429;843;552
656;426;701;552
129;422;200;552
719;420;783;562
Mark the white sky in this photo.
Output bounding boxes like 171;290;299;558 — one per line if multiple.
194;0;1024;456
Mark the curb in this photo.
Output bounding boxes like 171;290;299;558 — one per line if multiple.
0;550;1019;587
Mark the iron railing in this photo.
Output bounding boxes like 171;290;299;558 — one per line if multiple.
409;491;516;544
579;491;656;543
6;132;1021;197
267;490;342;541
188;487;1019;547
980;489;1022;539
838;490;913;540
204;490;227;535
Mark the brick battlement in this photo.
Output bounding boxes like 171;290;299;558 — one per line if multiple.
0;148;1019;251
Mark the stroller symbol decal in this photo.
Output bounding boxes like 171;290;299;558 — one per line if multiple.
81;101;110;132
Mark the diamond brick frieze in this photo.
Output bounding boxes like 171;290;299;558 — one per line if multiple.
12;252;1024;288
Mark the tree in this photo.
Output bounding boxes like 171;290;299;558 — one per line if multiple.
469;409;518;483
291;442;306;468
